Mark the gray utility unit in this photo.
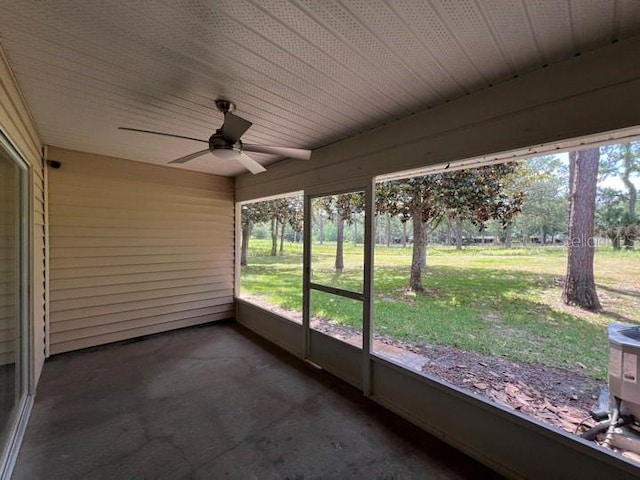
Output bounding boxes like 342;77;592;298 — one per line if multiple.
609;324;640;418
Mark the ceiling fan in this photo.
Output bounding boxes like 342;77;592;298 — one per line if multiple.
118;99;312;174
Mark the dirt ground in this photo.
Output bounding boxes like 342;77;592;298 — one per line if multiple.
242;297;604;434
415;341;602;432
318;321;603;434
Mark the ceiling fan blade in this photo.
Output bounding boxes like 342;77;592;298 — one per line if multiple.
118;127;208;143
243;144;312;160
221;112;252;143
168;149;211;164
236;153;267;174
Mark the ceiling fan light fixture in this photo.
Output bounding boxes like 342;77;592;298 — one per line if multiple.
211;147;241;160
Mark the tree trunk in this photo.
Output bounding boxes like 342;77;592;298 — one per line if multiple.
623;144;637;249
352;218;358;246
335;217;344;272
386;214;391;247
420;221;428;267
504;222;513;249
623;144;638;219
319;213;324;245
562;149;602;310
409;216;425;292
454;217;463;250
279;221;285;255
402;221;407;248
270;218;278;256
240;221;251;267
609;232;621;250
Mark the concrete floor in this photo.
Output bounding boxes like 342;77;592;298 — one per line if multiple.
13;322;503;479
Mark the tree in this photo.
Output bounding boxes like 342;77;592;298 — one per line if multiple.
377;163;524;291
596;187;628;250
377;178;439;291
562;149;601;310
600;142;640;249
266;200;281;256
510;156;567;247
317;193;364;272
262;196;305;256
240;202;270;266
287;195;304;244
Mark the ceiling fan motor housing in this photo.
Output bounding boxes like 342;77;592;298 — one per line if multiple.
214;99;235;114
209;131;241;158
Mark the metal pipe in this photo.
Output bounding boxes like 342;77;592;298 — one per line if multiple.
603;398;621;449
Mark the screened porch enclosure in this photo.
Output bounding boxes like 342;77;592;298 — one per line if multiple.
1;4;640;478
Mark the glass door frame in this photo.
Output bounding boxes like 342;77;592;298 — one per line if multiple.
302;181;375;393
0;130;33;480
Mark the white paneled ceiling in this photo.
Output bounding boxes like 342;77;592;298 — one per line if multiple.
1;0;640;176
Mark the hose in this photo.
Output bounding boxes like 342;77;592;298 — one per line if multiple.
581;419;612;441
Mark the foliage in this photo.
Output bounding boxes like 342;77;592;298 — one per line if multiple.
376;163;525;290
596;187;639;250
241;201;271;229
439;164;525;228
270;195;304;234
240;202;272;266
512;156;568;244
240;195;303;265
599;142;640;249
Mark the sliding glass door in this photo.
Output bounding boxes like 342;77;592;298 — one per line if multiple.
0;136;30;476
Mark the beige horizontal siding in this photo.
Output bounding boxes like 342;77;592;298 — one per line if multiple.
50;292;232;318
51;311;232;354
51;253;232;269
51;276;228;302
1;45;46;380
48;147;234;354
0;326;17;343
51;296;231;332
0;48;41;163
50;262;232;280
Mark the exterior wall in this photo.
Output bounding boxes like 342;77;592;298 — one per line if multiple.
47;147;234;354
0;46;45;384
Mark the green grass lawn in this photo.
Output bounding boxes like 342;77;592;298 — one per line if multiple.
241;239;640;380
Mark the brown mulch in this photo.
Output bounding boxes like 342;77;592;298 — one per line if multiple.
312;320;605;434
415;343;602;433
241;296;604;434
